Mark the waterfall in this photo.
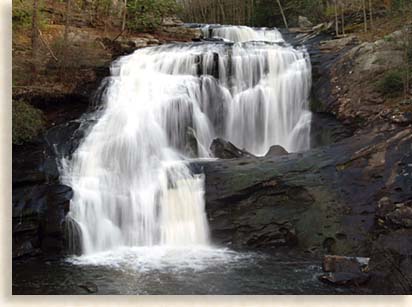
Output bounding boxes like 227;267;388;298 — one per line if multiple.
63;25;312;256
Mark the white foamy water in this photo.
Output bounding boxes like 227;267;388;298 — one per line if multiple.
67;246;256;272
202;25;285;43
62;25;312;262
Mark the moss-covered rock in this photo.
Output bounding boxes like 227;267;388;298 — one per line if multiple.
12;100;46;145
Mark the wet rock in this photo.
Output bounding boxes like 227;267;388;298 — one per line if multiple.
390;112;412;126
265;145;288;157
387;206;412;228
323;255;370;273
368;243;412;294
13;124;77;259
320;255;370;286
319;272;370;286
12;240;41;259
185;127;198;157
376;196;395;217
12;144;47;187
79;282;98;294
210;138;255;159
200;127;412;254
12;183;73;258
310;113;353;148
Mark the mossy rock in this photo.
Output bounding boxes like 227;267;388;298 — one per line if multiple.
12;100;46;145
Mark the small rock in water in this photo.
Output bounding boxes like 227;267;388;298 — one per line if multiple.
320;255;370;286
323;255;370;272
79;282;98;294
319;272;370;286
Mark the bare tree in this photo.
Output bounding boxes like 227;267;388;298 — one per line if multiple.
61;0;72;78
31;0;40;79
341;0;345;36
122;0;127;31
369;0;374;30
276;0;288;29
362;0;368;32
334;0;339;36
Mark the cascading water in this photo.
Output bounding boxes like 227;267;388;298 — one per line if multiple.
63;25;312;259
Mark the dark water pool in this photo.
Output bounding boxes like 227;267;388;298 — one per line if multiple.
13;247;359;295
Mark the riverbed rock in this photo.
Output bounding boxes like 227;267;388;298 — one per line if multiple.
78;282;98;294
319;271;370;286
322;255;370;273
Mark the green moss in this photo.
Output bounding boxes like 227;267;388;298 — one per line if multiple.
12;0;48;30
12;100;46;145
376;69;405;98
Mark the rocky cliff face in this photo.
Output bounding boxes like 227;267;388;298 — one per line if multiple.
200;126;412;254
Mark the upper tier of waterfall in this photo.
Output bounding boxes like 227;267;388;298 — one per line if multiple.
63;25;312;255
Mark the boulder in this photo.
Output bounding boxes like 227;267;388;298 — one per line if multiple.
319;272;370;286
386;205;412;228
322;255;370;273
265;145;288;157
320;255;370;286
210;138;254;159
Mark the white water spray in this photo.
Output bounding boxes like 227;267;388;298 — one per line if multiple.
63;25;312;257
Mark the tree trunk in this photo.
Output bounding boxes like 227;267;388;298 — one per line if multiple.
341;1;345;36
61;0;72;79
276;0;288;29
369;0;374;31
334;0;339;36
122;0;127;31
31;0;40;80
362;0;368;32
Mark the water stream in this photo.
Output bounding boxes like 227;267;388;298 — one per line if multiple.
61;25;312;271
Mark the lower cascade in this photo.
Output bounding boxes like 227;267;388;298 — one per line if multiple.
63;25;312;256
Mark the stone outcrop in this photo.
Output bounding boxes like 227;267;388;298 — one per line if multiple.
210;138;255;159
199;126;412;258
264;145;288;157
12;120;88;259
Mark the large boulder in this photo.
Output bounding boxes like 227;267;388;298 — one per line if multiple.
200;127;412;256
